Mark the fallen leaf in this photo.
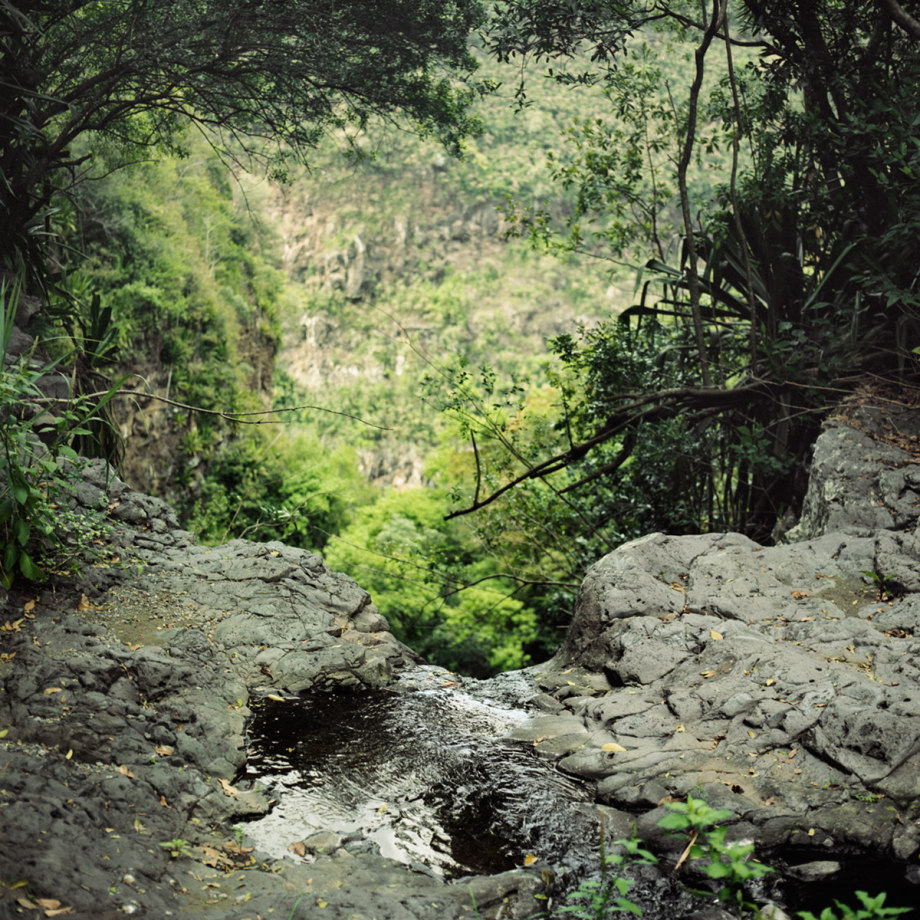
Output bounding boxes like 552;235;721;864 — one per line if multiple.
675;725;686;733
154;745;173;757
76;595;92;611
64;749;73;760
118;765;134;778
23;600;35;613
709;629;723;640
700;670;716;678
792;591;809;599
265;694;285;702
45;908;72;917
36;898;61;909
601;742;627;752
218;778;238;796
159;795;171;808
43;687;63;695
523;854;538;866
807;828;815;837
765;678;775;686
288;841;307;857
316;899;328;908
16;897;38;909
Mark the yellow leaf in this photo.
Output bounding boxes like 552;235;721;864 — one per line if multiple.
747;730;756;738
118;765;134;778
11;880;28;889
37;898;61;909
765;678;775;686
709;629;723;640
523;854;538;866
675;725;686;733
76;595;92;611
43;687;63;695
317;899;328;908
23;600;35;613
17;897;38;909
700;670;716;678
64;749;73;760
218;779;238;796
265;694;285;702
601;742;627;753
807;828;815;837
0;728;9;738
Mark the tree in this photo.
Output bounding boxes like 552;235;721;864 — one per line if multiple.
0;0;485;281
445;0;920;544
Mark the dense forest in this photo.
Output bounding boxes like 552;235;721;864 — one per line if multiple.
3;0;920;676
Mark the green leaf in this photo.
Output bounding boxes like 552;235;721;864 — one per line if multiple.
14;517;30;547
18;550;41;581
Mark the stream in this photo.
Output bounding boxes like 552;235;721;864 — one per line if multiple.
242;669;918;919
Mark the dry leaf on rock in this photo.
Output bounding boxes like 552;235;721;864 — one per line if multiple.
601;742;627;753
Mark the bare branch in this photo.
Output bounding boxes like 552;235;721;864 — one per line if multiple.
879;0;920;40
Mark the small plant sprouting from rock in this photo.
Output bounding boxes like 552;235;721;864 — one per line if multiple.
540;797;910;919
861;570;900;602
552;819;657;918
657;794;773;913
158;839;193;859
797;889;912;920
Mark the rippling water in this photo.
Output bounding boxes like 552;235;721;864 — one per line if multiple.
244;678;599;878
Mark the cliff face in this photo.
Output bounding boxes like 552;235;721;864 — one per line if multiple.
112;317;276;499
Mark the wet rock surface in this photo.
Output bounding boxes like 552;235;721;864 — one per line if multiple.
3;401;920;918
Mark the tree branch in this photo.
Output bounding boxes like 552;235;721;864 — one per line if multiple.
879;0;920;40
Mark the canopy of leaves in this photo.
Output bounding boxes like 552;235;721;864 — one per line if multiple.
0;0;485;279
447;0;920;545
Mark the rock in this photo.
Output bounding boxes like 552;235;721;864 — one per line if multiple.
785;860;841;881
4;403;920;920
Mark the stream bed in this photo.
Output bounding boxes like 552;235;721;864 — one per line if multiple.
242;673;919;919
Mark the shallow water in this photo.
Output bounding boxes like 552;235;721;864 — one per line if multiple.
244;680;599;878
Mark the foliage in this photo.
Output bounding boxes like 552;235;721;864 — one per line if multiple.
545;798;909;920
0;276;117;587
797;890;913;920
60;135;283;405
658;794;772;912
322;487;539;676
439;0;920;548
182;429;370;550
553;832;657;918
0;0;486;284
